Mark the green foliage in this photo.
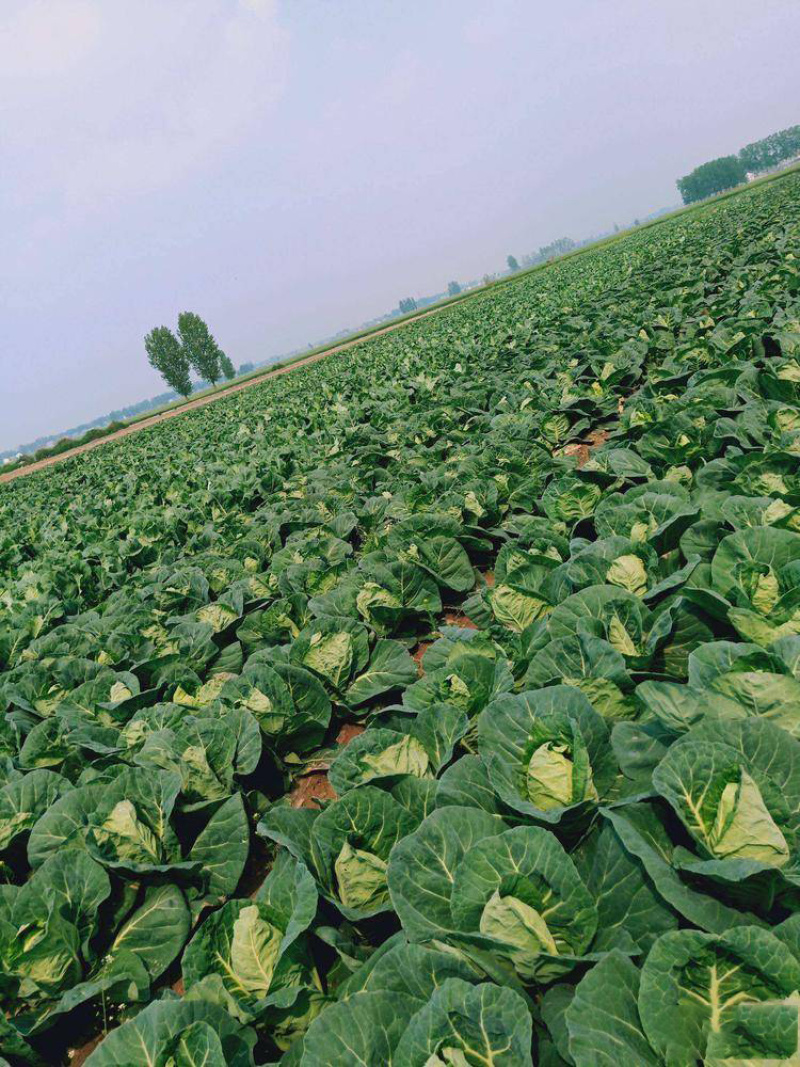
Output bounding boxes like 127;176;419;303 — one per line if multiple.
144;325;192;397
677;155;748;204
678;122;800;205
522;237;576;268
740;123;800;174
2;172;800;1063
178;311;223;385
182;853;320;1026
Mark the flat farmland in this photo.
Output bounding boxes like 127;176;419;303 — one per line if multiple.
2;171;800;1064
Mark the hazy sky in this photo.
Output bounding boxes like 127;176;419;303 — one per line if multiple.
3;0;800;451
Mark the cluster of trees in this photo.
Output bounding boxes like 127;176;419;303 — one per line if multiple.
522;237;576;268
396;286;463;315
677;124;800;204
506;239;575;275
740;125;800;173
676;156;748;205
145;313;235;397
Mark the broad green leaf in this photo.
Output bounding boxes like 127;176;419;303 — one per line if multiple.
601;804;764;932
299;989;418;1066
334;841;390;913
230;905;283;997
104;884;190;981
83;998;256;1066
166;1021;227;1067
188;794;250;913
394;978;533;1065
388;806;505;941
344;640;417;707
566;951;659;1066
0;770;72;851
573;822;677;953
639;926;800;1065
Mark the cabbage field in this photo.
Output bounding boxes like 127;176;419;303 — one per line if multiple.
2;171;800;1065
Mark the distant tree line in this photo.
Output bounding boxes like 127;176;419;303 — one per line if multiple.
2;389;181;459
396;287;466;316
6;349;259;462
677;124;800;204
741;126;800;173
145;312;235;396
514;239;576;273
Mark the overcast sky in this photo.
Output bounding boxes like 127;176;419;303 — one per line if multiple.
2;0;800;450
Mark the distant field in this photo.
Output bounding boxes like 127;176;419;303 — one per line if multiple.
2;170;800;1065
7;160;797;482
0;300;461;483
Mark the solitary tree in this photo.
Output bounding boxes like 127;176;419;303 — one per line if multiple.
447;281;462;296
144;326;192;397
178;312;222;385
507;255;520;272
219;353;236;380
398;297;417;314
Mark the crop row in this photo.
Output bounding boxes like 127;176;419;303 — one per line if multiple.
1;172;800;1064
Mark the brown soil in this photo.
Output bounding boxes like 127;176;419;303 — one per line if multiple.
442;573;492;630
412;641;431;674
289;770;337;809
335;722;365;746
1;304;457;486
70;1036;104;1066
563;427;610;468
288;721;366;811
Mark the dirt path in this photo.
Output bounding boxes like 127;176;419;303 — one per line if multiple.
1;303;456;485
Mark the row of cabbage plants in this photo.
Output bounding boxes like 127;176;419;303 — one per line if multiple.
1;172;800;1064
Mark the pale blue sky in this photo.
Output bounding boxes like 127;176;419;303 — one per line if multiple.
2;0;800;450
